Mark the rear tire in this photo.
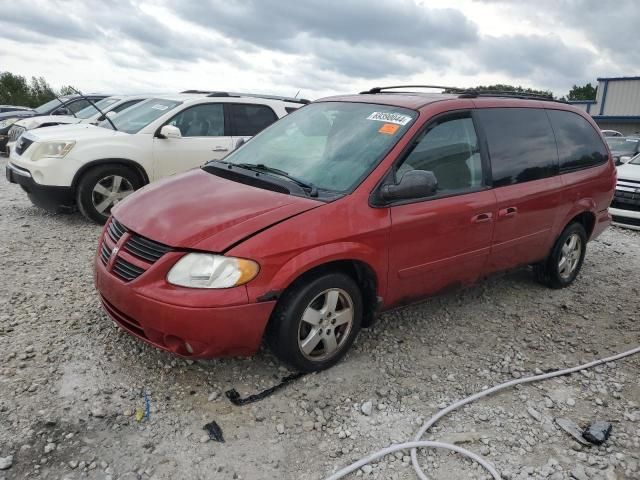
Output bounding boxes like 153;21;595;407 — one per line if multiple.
534;222;587;289
267;272;363;372
76;164;141;224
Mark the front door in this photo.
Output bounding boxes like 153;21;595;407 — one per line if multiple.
152;102;232;178
386;111;496;306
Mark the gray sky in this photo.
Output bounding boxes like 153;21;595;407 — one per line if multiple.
0;0;636;99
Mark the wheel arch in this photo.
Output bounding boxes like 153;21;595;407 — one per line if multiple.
265;244;383;328
559;199;597;239
71;158;150;191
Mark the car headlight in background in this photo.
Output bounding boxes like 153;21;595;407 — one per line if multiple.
30;141;75;161
0;118;19;129
167;253;259;288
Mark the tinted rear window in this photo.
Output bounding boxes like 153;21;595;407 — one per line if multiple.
477;108;558;187
228;103;278;136
547;110;608;172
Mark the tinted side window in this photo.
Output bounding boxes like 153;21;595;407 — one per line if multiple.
477;108;558;187
547;109;608;172
229;104;278;136
167;103;225;137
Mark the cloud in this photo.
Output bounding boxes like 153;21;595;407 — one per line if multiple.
474;34;596;88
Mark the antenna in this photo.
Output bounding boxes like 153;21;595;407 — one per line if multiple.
69;87;117;131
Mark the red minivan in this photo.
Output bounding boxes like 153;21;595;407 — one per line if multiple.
95;87;616;372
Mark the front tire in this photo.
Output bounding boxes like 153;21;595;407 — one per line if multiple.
76;164;141;224
534;222;587;289
267;272;363;372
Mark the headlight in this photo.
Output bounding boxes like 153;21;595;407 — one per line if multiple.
31;141;75;161
0;118;19;129
167;253;259;289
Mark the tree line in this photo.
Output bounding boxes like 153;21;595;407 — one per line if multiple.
0;71;75;108
0;70;597;108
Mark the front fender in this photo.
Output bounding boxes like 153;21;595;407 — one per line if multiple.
254;241;386;301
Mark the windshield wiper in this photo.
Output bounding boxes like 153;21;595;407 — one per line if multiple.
235;163;318;197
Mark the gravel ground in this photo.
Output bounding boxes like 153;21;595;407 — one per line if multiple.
1;155;639;480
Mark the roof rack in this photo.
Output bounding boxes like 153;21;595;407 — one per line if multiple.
180;90;310;104
361;85;559;102
361;85;464;94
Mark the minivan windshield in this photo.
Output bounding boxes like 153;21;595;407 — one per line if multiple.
75;97;120;119
219;102;417;193
34;97;71;114
606;137;640;154
99;98;182;134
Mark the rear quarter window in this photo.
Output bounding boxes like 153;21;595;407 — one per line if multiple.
228;103;278;136
476;108;558;187
547;109;608;172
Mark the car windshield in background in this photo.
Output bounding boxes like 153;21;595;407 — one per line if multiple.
75;97;121;119
34;97;70;114
98;99;182;134
219;102;417;193
606;137;640;154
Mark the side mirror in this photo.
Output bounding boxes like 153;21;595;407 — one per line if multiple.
54;107;70;116
105;111;117;119
381;170;438;201
235;137;246;149
158;125;182;139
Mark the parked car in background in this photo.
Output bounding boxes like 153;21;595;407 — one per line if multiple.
6;91;306;223
6;95;150;154
0;94;109;155
601;129;623;137
605;136;640;165
0;105;32;114
93;87;615;372
610;152;640;230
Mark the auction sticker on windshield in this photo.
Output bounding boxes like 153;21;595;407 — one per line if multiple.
378;123;400;135
367;112;412;125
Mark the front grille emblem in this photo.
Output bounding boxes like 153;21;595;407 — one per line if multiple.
112;246;119;256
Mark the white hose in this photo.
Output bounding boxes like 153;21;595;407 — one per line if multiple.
326;345;640;480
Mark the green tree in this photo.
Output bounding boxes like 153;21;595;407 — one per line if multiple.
0;71;70;108
566;82;597;101
446;84;554;98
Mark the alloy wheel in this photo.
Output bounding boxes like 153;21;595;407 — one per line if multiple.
558;233;582;280
91;175;134;214
297;288;354;361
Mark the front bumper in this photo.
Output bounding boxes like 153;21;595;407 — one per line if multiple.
5;162;75;212
94;246;275;358
610;206;640;230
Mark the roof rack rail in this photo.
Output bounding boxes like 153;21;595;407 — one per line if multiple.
181;90;310;104
361;85;560;102
459;89;555;101
361;85;464;94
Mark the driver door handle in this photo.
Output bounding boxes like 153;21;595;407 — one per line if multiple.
498;206;518;218
471;212;493;223
212;147;228;152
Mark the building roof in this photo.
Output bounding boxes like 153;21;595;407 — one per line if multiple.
597;76;640;82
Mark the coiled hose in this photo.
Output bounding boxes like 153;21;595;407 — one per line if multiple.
326;345;640;480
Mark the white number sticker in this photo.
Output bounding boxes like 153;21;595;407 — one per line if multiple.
367;112;412;126
151;104;169;111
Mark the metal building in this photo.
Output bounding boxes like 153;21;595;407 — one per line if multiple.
568;76;640;136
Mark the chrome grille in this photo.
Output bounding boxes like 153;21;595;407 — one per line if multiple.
102;217;172;282
15;137;34;156
612;178;640;212
8;125;26;142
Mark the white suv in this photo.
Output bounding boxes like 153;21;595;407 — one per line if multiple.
6;95;150;152
6;92;306;223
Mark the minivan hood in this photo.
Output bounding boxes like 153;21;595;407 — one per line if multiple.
616;162;640;182
112;169;322;251
24;124;124;142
